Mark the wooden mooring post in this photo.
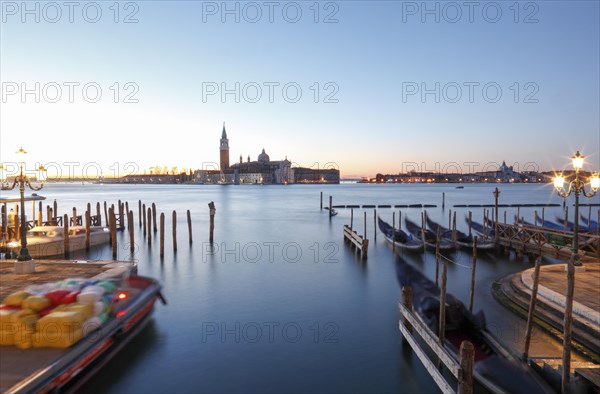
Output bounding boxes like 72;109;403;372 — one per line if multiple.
469;237;478;313
110;207;117;259
138;200;142;227
142;203;147;236
63;214;69;259
523;256;541;360
439;251;448;349
96;202;101;226
401;286;413;344
467;211;472;237
329;196;333;218
125;201;129;227
421;211;427;253
147;208;152;246
493;187;500;241
392;211;396;253
152;203;157;233
350;208;354;230
398;210;402;230
1;206;6;240
103;202;108;230
435;227;441;286
119;200;125;230
458;342;475;394
452;211;457;243
320;191;323;210
172;210;178;252
208;201;215;243
85;209;91;252
14;205;20;242
160;212;165;257
128;211;134;253
541;207;545;227
187;210;193;244
562;259;575;394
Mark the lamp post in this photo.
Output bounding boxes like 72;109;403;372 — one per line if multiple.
552;151;599;394
0;148;47;262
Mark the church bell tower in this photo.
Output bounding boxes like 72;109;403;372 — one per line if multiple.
220;122;230;170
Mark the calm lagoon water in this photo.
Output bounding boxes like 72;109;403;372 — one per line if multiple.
14;182;593;393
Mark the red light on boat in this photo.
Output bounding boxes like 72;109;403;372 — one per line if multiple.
116;291;128;301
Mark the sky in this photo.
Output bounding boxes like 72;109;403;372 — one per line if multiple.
1;0;599;178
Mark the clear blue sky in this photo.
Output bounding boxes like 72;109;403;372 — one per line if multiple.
1;1;599;178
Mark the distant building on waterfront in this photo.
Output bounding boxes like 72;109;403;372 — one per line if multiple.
193;125;339;184
229;149;293;184
369;160;542;184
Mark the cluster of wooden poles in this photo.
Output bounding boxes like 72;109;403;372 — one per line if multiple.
1;199;197;260
136;200;193;258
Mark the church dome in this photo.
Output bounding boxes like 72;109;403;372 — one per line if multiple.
258;148;270;163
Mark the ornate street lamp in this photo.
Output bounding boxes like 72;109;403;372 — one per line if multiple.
0;148;47;261
553;151;600;266
552;151;599;394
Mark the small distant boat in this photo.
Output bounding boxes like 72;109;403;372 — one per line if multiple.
455;186;464;189
377;217;423;251
323;207;338;216
404;217;454;250
394;256;553;393
427;217;495;250
6;226;110;258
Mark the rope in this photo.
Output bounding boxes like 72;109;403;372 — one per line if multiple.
437;252;472;269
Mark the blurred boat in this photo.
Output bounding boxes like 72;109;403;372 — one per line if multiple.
377;217;423;251
404;217;454;251
426;217;495;250
394;256;553;394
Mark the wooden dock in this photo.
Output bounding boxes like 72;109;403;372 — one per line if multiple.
496;222;600;260
343;225;368;259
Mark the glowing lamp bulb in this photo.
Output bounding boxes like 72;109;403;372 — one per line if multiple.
116;291;128;301
591;175;600;192
572;151;584;170
554;176;565;191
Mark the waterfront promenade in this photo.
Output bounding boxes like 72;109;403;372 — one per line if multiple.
496;260;600;365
